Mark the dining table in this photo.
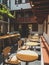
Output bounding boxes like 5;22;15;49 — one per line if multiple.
26;41;40;50
31;36;39;39
0;33;20;48
29;38;39;42
16;50;38;65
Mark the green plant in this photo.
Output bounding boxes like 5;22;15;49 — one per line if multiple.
0;4;15;18
0;15;3;20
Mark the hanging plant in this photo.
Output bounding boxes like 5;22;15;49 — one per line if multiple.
0;4;15;18
0;15;3;20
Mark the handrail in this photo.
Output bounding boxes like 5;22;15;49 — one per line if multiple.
0;20;8;23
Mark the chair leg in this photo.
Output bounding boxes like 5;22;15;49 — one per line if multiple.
18;63;21;65
3;62;5;65
10;64;21;65
3;63;9;65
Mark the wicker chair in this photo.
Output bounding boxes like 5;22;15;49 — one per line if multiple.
2;46;21;65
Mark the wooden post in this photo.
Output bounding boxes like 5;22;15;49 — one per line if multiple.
8;18;10;33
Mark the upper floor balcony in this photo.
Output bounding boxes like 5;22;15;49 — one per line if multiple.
7;0;31;10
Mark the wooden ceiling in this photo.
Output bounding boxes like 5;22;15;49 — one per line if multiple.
30;0;49;23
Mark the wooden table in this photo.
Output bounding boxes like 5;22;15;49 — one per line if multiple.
0;33;20;39
31;36;39;39
26;42;39;46
0;33;20;48
29;38;39;42
26;42;40;50
16;50;38;65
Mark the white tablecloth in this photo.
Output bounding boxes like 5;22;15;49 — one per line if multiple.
17;50;38;56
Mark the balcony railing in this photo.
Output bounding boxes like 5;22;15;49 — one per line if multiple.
17;16;37;23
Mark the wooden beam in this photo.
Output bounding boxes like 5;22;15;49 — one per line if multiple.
0;20;8;23
33;6;49;9
34;1;49;4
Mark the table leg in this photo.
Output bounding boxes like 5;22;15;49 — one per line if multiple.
2;39;5;49
34;46;36;51
26;62;28;65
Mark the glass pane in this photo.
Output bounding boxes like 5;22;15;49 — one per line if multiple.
18;0;22;4
0;0;1;3
32;23;38;31
25;0;29;3
15;0;22;4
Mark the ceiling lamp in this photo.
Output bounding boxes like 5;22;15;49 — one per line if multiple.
32;4;34;7
30;1;34;7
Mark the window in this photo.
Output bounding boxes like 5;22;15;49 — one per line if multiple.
0;0;1;3
32;23;38;31
9;0;11;9
25;0;29;3
18;0;22;4
15;0;22;4
2;0;7;6
0;4;2;9
0;0;2;3
15;0;17;4
2;0;7;4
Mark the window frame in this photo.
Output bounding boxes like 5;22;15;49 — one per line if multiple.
15;0;22;4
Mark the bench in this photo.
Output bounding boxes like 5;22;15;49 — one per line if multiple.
41;33;49;65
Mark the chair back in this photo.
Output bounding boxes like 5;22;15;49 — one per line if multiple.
2;46;21;65
18;40;22;48
2;46;11;57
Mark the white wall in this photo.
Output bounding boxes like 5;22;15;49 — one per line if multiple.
38;24;43;34
10;0;31;10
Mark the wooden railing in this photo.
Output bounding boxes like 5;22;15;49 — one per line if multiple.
17;17;37;23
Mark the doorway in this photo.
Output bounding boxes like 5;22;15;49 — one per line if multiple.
22;24;29;37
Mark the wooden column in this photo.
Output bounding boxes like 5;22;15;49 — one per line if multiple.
8;18;10;33
46;17;48;34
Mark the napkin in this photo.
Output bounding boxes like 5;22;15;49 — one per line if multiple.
11;56;17;61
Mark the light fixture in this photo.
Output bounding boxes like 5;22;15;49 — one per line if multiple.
30;1;34;7
32;4;34;7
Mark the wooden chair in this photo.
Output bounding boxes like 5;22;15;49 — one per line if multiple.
18;40;22;50
18;39;28;50
2;46;21;65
